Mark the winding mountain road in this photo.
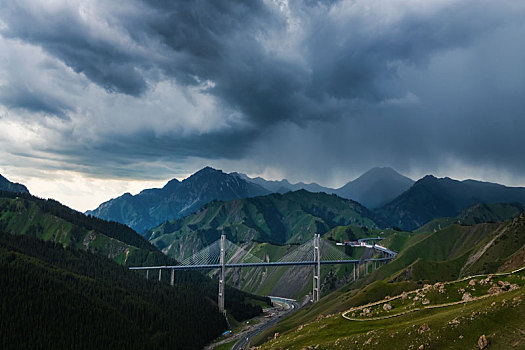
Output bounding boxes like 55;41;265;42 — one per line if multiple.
232;296;299;350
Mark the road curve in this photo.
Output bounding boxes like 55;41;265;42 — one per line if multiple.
232;296;299;350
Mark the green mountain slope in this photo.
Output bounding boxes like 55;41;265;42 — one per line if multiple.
373;214;525;283
0;190;271;316
376;175;525;230
252;213;525;348
0;230;229;350
416;202;525;233
146;190;379;260
0;174;29;194
0;191;169;266
256;269;525;350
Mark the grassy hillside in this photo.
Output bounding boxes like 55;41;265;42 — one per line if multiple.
366;215;525;284
0;191;170;266
416;202;524;233
147;190;379;261
252;213;525;347
255;269;525;349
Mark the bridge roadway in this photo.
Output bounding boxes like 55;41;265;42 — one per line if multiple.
128;257;394;271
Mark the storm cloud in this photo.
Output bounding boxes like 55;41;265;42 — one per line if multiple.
0;0;525;210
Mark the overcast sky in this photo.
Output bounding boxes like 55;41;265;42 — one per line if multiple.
1;0;524;211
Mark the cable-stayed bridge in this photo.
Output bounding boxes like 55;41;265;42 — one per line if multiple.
129;234;396;313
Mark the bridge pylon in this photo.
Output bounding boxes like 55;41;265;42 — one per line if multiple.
312;234;321;303
218;234;226;315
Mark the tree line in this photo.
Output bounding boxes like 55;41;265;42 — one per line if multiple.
1;226;269;348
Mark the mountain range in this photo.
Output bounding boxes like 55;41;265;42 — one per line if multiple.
377;175;525;230
87;166;412;233
146;190;378;260
86;166;525;235
234;173;334;195
237;166;414;209
4;166;525;236
86;167;269;233
1;170;525;349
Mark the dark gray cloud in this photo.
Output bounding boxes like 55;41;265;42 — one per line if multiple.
0;0;524;190
1;0;505;122
1;1;151;95
0;85;72;118
41;127;260;178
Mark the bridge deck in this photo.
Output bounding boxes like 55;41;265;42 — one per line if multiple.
129;257;393;271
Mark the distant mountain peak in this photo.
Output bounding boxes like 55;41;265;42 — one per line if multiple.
334;167;414;209
162;177;181;191
362;166;402;175
185;167;229;183
377;175;525;231
237;173;333;195
0;173;30;194
194;166;222;175
356;167;412;180
86;167;269;233
419;174;438;182
236;167;414;208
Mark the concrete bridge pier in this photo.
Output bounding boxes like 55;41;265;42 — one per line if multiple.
218;235;226;314
170;268;175;286
312;234;321;303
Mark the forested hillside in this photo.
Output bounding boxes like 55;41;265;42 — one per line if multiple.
0;189;274;349
0;230;270;349
0;231;227;349
0;191;169;266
